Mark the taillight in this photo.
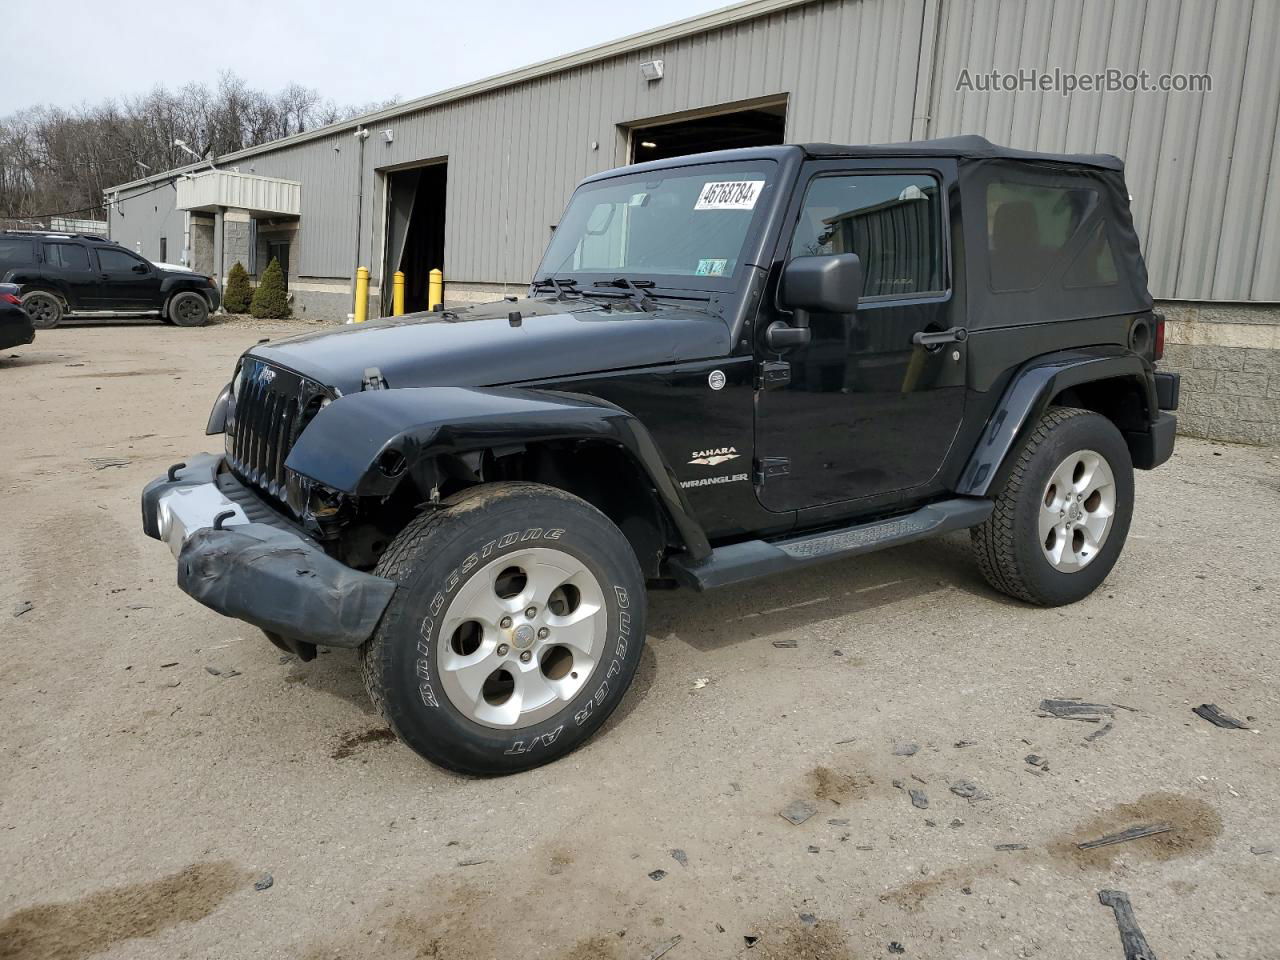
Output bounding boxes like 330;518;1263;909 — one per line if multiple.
1153;315;1165;362
0;293;20;306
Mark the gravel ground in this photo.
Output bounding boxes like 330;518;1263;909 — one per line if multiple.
1;319;1277;960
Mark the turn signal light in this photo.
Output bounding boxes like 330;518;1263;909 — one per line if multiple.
1153;314;1166;361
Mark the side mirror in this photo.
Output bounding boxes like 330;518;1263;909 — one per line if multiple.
767;253;863;350
132;263;149;274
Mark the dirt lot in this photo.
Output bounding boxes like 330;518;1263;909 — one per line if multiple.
1;319;1278;960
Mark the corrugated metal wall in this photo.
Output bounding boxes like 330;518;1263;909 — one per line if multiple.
927;0;1280;301
109;179;182;264
109;0;1280;301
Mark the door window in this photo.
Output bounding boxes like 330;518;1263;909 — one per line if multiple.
788;173;944;298
96;247;146;272
45;242;90;271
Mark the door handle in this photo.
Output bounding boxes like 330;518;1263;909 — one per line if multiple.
101;273;110;280
912;326;968;348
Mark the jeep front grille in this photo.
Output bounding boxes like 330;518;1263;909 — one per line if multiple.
225;357;327;503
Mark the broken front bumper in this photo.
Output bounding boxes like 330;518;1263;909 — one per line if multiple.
140;454;396;648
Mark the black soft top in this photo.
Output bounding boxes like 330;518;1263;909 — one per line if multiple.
801;135;1124;171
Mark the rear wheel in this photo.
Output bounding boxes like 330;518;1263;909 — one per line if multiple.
971;406;1134;606
22;291;62;329
168;292;209;327
360;482;646;774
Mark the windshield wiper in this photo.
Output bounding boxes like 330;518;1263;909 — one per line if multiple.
532;276;579;300
592;277;657;312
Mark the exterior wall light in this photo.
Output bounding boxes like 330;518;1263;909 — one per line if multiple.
639;59;664;81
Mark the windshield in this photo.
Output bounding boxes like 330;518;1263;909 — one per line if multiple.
537;159;777;288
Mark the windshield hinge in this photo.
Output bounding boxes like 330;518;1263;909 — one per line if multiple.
756;360;791;390
753;457;791;485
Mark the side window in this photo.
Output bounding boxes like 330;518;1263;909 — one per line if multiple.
0;238;34;265
97;247;145;273
789;173;944;298
45;242;90;271
985;181;1106;291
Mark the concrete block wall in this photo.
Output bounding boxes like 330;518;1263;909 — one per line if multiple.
222;209;253;278
1160;302;1280;446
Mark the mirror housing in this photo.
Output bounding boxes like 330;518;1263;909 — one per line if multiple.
780;253;863;318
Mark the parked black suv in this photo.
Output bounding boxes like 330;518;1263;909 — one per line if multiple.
0;231;219;328
142;136;1178;774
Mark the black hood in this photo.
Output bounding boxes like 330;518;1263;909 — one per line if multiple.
248;297;730;394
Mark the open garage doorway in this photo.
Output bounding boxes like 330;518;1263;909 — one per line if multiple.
628;98;787;163
383;161;447;315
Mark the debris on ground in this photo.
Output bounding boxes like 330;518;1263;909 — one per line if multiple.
458;858;491;867
1250;845;1274;855
949;779;988;800
893;742;920;756
954;739;977;748
994;843;1029;851
648;869;667;881
1038;698;1114;720
771;638;797;648
1192;703;1252;730
743;934;761;948
644;935;682;960
888;943;906;955
1098;889;1159;960
11;600;34;618
87;456;131;470
779;800;817;825
949;818;964;828
254;873;274;891
160;661;179;668
1025;754;1049;769
1086;722;1115;742
909;789;929;809
670;848;688;868
1077;823;1173;850
827;818;850;826
806;845;820;854
692;677;711;690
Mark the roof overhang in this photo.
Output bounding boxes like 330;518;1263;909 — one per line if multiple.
175;171;301;217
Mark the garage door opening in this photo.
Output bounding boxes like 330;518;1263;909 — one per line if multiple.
629;100;787;163
383;162;447;315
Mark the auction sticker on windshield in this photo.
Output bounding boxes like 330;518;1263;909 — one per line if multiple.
694;180;764;211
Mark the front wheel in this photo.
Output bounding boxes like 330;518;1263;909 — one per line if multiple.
22;291;62;329
168;291;209;327
360;483;646;774
971;406;1134;606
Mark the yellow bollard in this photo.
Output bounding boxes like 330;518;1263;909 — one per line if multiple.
392;271;405;316
353;266;369;323
428;268;443;310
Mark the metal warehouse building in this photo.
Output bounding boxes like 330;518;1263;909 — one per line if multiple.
108;0;1280;444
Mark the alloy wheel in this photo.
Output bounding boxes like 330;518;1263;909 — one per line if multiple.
1038;448;1117;572
435;547;606;729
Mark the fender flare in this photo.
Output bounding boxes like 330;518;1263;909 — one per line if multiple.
958;347;1156;497
284;385;712;560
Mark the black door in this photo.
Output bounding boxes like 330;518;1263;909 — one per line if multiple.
40;241;100;309
754;162;967;513
93;246;162;310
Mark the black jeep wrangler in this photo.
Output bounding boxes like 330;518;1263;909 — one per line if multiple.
0;231;219;328
142;136;1178;774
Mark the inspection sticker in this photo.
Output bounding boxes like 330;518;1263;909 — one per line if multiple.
694;180;764;211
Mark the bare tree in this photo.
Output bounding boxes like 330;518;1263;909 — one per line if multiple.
0;72;395;225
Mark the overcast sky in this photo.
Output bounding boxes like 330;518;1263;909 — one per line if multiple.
3;0;731;116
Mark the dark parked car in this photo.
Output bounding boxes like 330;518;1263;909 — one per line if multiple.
0;282;35;351
0;231;219;328
142;136;1178;774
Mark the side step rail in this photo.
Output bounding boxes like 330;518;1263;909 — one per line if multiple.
668;497;993;591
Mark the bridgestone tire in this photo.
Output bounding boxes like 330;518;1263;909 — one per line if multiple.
168;291;209;327
360;482;646;775
22;291;62;329
970;406;1134;607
